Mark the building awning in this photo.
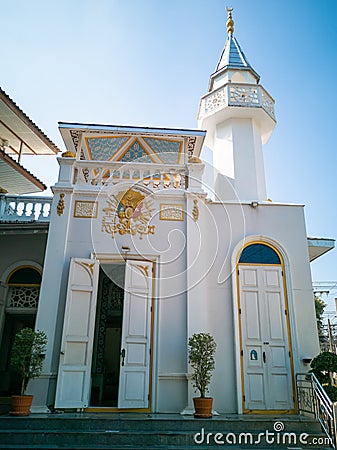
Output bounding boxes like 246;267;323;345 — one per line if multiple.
0;150;46;194
0;87;60;156
308;237;335;262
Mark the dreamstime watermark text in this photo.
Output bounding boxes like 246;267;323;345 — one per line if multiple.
193;421;332;446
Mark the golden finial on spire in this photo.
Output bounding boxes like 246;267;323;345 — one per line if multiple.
226;6;234;35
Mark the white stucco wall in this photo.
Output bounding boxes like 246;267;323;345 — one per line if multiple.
198;201;319;413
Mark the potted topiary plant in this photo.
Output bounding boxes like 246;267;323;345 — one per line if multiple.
10;327;47;416
188;332;216;418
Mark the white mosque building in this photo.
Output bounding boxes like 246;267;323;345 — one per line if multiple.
0;10;334;415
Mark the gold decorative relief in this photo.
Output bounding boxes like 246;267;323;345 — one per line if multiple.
102;188;155;239
61;150;76;157
74;201;98;218
192;199;199;222
57;193;65;216
188;156;202;163
80;262;94;276
160;204;184;221
136;265;149;277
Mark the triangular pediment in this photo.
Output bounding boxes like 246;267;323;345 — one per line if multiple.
118;139;153;163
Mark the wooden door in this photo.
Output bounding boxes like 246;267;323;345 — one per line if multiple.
117;260;153;409
55;258;99;409
239;265;293;411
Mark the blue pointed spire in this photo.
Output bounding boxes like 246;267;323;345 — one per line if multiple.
214;8;260;81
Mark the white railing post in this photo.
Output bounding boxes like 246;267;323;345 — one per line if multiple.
55;156;75;189
333;402;337;448
187;163;205;193
0;195;6;218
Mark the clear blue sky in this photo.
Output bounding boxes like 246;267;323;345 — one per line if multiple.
2;0;337;307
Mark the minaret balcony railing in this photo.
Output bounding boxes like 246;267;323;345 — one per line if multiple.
0;195;52;222
199;83;275;121
73;161;188;191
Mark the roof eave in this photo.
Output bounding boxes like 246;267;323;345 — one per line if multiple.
307;237;335;262
0;87;60;155
58;122;207;137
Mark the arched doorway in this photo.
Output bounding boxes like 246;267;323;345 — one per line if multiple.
237;243;294;412
0;266;41;396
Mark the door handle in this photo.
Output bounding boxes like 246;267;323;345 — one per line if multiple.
121;348;126;366
263;351;266;363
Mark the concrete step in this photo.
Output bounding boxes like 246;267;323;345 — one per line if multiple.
0;413;331;449
0;413;323;432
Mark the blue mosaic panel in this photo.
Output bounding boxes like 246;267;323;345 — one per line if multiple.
120;140;152;163
143;137;182;164
87;137;129;161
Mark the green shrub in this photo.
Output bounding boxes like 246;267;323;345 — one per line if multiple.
10;328;47;395
310;351;337;392
311;351;337;375
188;333;216;398
323;385;337;402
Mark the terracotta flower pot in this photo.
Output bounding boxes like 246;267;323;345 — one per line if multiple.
10;395;33;416
193;397;213;418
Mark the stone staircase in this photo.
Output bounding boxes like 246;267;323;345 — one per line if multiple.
0;413;332;449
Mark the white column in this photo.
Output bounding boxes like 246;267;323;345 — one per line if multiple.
181;193;209;414
28;157;75;412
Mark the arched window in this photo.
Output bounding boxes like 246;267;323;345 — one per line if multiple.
0;266;41;396
7;267;41;286
6;266;41;309
239;243;281;265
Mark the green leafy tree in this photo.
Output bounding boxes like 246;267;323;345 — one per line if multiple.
10;328;48;396
314;295;328;348
188;333;216;398
311;351;337;401
314;295;326;322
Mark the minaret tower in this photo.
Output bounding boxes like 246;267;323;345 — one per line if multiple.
198;8;276;202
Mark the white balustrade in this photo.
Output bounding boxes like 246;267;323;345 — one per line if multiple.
74;161;188;191
199;83;275;120
0;196;52;222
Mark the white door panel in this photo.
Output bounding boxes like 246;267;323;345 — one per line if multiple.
118;260;153;409
55;258;99;409
240;265;293;411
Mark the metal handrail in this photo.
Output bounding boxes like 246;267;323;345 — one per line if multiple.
296;372;337;448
